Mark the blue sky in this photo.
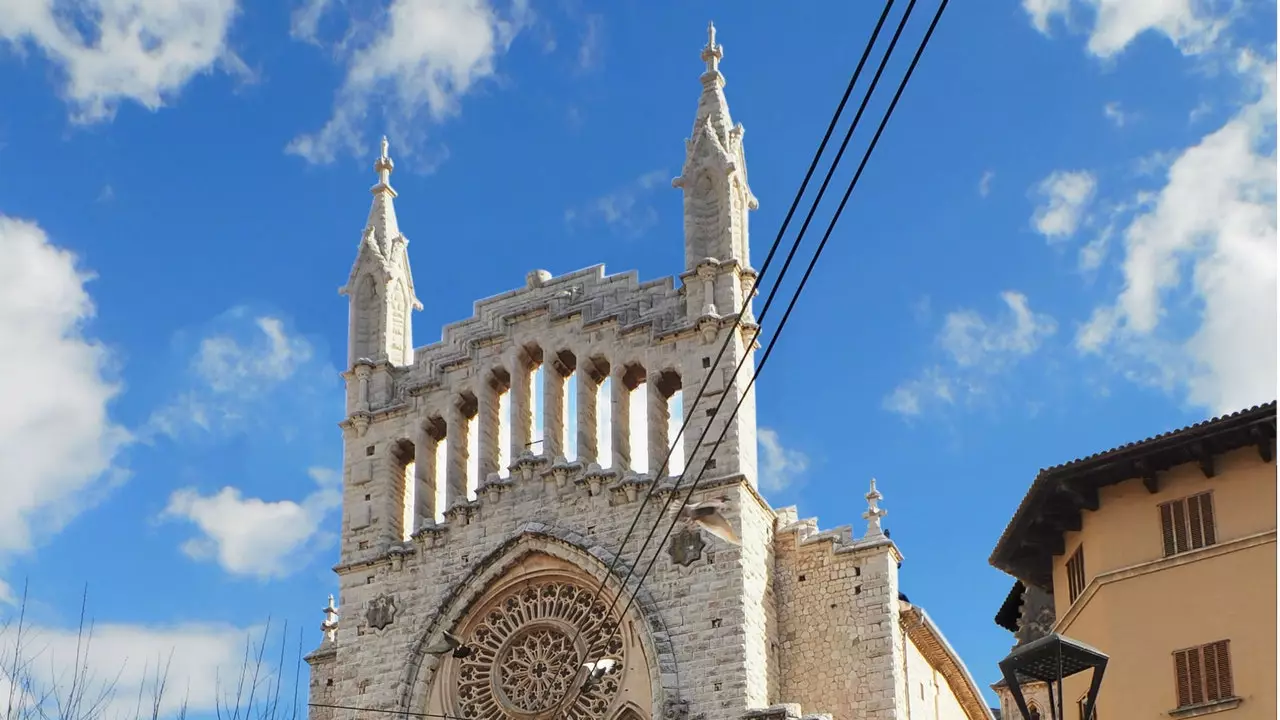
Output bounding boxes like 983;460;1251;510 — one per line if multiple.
0;0;1275;716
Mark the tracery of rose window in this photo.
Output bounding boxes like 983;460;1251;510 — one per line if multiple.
452;579;626;720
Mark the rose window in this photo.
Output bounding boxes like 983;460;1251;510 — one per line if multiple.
453;580;625;719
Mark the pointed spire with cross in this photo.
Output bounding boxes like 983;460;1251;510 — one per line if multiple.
321;594;340;642
700;21;723;78
863;477;887;539
373;135;395;192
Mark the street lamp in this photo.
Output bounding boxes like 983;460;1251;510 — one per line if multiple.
998;632;1108;720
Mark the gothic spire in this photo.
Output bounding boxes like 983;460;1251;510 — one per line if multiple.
366;135;401;255
693;21;734;146
674;21;758;273
339;135;421;369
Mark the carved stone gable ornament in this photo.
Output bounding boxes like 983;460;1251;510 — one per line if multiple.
366;594;398;631
668;525;705;567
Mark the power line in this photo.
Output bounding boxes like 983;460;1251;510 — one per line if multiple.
533;2;903;714
546;0;934;713
557;0;951;713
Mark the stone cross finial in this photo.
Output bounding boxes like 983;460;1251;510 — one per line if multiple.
863;477;887;538
374;136;394;188
322;593;339;642
701;21;722;75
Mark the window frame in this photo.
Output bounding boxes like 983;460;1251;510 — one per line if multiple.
1172;639;1235;710
1065;544;1087;603
1158;491;1218;558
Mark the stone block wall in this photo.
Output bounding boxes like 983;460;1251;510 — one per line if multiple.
771;507;905;720
314;451;779;720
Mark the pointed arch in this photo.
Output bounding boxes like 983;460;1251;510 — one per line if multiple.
398;525;678;719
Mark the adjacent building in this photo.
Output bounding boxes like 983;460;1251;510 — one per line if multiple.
989;402;1277;720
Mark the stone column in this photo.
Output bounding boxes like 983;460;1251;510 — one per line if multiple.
414;420;441;526
543;359;567;458
477;372;502;481
354;364;372;411
648;377;673;477
509;351;534;458
576;362;600;465
611;366;638;472
446;399;471;508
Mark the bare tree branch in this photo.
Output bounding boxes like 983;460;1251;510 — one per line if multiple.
1;581;307;720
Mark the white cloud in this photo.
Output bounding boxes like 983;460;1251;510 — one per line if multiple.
1023;0;1071;34
565;169;668;238
287;0;531;165
0;0;244;123
162;467;342;579
941;291;1058;368
978;170;995;197
0;615;293;720
1078;225;1112;272
576;14;603;72
289;0;333;43
1104;100;1136;127
0;216;131;559
1021;0;1232;58
1076;52;1277;415
757;428;809;493
885;292;1057;417
142;310;327;441
1032;169;1097;240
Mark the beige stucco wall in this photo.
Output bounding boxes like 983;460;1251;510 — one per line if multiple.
902;635;970;720
1048;447;1277;719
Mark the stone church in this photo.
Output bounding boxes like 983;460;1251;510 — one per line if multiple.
305;23;992;720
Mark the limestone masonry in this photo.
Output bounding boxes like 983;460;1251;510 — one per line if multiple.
305;22;992;720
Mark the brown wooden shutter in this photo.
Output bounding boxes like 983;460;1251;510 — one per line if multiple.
1187;645;1205;705
1199;493;1217;546
1172;500;1189;554
1206;640;1233;700
1160;502;1177;556
1204;643;1221;700
1175;649;1193;708
1188;495;1205;548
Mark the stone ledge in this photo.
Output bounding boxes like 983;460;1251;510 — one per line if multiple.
337;464;755;565
1168;697;1243;718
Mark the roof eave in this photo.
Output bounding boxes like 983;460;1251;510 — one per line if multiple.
989;402;1276;589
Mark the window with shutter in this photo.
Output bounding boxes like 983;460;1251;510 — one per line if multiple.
1158;492;1218;557
1172;640;1235;709
1066;545;1086;603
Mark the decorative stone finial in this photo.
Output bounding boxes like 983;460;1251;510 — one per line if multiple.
701;21;723;76
322;593;339;642
863;477;887;539
374;135;394;190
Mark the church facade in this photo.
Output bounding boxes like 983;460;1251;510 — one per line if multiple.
305;24;992;720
